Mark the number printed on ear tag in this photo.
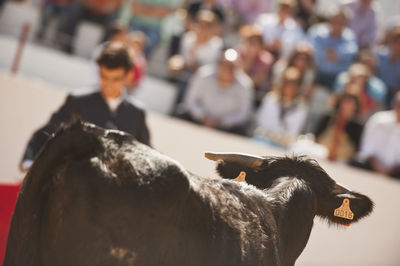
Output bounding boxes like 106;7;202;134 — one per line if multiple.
334;198;354;220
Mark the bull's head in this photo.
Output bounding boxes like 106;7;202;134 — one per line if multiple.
205;152;374;226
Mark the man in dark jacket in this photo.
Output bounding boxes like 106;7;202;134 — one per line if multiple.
20;42;150;172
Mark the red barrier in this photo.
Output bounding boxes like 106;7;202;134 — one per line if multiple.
0;183;21;265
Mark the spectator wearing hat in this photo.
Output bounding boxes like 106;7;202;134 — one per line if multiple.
309;7;358;90
333;62;386;119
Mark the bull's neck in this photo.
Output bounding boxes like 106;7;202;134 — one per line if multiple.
265;177;317;266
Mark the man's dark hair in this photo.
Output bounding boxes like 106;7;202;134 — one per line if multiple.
96;42;134;72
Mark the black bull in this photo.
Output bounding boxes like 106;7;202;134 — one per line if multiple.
4;121;373;266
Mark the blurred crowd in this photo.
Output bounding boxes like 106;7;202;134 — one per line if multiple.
2;0;400;178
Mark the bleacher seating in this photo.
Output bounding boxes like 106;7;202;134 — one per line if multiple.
0;2;39;42
73;21;104;59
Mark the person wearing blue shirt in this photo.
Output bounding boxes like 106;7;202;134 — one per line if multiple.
376;27;400;107
309;7;358;90
334;63;387;110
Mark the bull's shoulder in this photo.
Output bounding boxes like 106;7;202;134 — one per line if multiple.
190;175;275;223
183;175;279;265
99;136;191;195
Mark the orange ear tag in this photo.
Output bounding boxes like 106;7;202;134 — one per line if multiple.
334;198;354;220
233;171;246;182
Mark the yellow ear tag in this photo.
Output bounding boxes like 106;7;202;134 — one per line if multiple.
233;171;246;182
334;198;354;220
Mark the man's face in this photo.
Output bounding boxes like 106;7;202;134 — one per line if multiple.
330;14;347;37
282;81;298;100
340;97;358;119
99;66;130;99
360;0;372;7
196;20;216;40
244;37;263;57
278;4;292;19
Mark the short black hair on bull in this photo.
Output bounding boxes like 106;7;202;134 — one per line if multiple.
215;155;374;225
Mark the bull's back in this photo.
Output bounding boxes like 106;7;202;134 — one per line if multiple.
4;122;191;266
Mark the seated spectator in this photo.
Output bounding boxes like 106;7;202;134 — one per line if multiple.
176;9;223;73
294;0;317;31
309;7;358;89
254;67;309;146
313;92;363;162
376;26;400;107
334;62;386;118
168;10;224;111
181;49;254;135
56;0;123;53
36;0;75;42
167;0;225;61
255;0;305;58
342;0;381;48
129;0;181;56
237;24;274;106
20;43;150;172
351;91;400;179
187;0;225;27
272;42;315;100
357;48;381;76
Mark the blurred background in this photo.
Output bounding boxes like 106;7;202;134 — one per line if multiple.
0;0;400;265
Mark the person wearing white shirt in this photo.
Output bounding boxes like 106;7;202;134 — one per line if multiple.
255;67;309;145
183;49;254;135
169;9;224;114
255;0;305;58
180;9;223;71
354;91;400;178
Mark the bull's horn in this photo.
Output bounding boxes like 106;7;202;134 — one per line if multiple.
204;152;264;168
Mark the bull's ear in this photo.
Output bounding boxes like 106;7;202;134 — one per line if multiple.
215;160;245;180
320;184;374;226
